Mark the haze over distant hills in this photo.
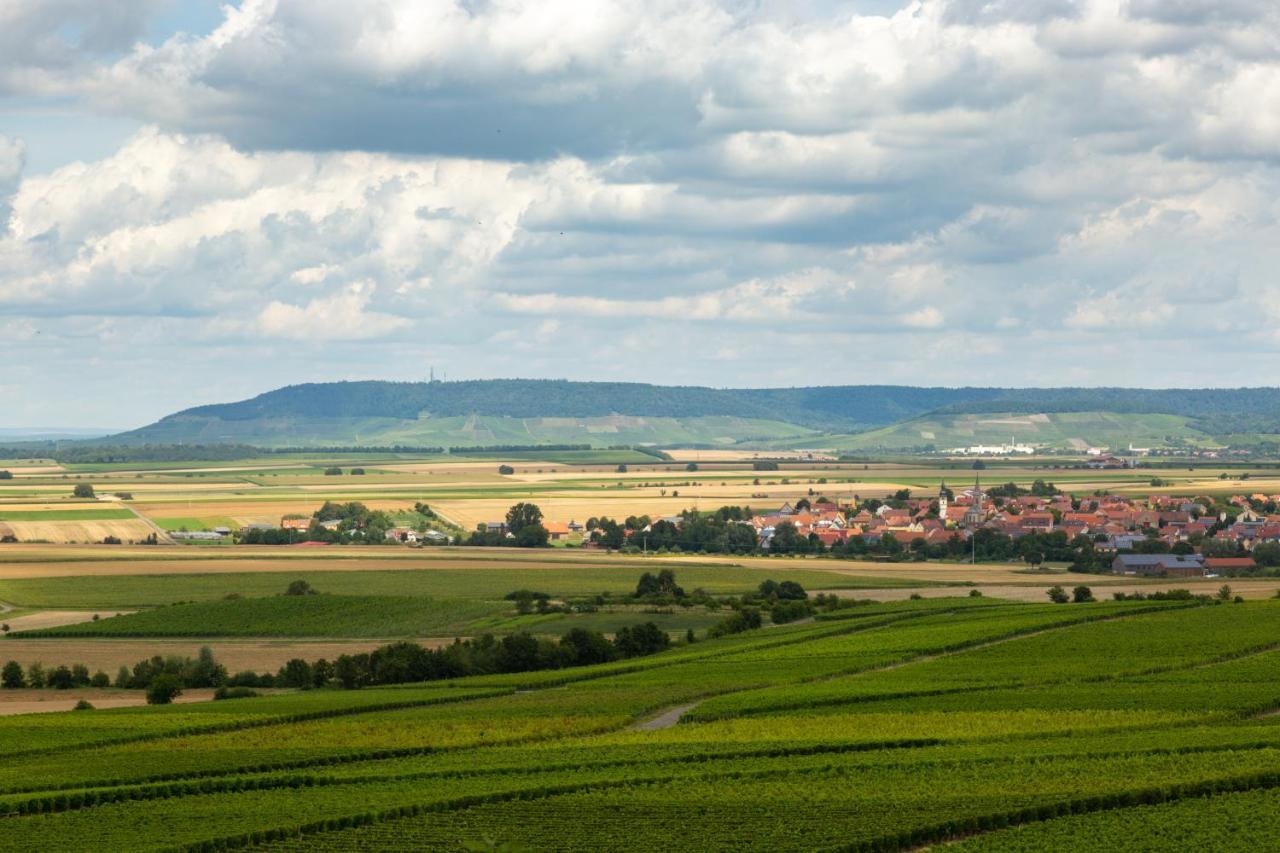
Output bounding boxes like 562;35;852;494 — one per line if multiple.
105;380;1280;452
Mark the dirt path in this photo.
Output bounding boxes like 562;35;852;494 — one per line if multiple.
120;503;175;545
632;702;700;731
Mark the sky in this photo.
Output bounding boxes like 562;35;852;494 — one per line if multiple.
3;0;1280;429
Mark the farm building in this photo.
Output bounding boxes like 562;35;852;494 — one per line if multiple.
1204;557;1257;574
169;530;227;541
544;522;571;541
1110;554;1207;578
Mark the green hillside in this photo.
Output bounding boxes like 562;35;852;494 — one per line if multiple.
115;413;821;448
797;411;1220;452
58;379;1280;451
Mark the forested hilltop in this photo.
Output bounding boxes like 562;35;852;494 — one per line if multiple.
105;380;1280;450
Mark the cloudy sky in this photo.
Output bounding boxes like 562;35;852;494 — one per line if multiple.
3;0;1280;428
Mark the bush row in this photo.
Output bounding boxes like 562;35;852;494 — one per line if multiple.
839;769;1280;852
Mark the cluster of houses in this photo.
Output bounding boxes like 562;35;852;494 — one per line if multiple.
743;476;1276;578
753;477;1031;551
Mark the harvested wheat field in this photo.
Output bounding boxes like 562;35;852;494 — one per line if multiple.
0;638;454;674
0;609;135;631
0;688;221;716
0;520;156;544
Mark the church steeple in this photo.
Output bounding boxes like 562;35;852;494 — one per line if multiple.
963;472;984;527
938;480;949;518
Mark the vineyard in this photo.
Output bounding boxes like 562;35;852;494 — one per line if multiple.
0;596;1277;850
12;595;502;639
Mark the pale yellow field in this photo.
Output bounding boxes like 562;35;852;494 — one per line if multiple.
431;482;906;529
85;481;260;493
0;520;155;544
0;638;452;676
0;688;220;716
0;609;134;631
0;464;66;475
134;498;420;526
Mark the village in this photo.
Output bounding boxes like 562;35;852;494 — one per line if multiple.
347;472;1280;581
731;475;1280;577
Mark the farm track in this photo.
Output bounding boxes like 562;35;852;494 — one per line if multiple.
119;503;175;545
632;703;700;731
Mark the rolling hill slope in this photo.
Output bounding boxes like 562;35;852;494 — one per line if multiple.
789;411;1223;453
107;380;1280;451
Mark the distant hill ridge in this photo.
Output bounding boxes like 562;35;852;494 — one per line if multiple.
113;380;1280;449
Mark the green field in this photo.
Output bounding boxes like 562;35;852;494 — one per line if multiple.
11;595;504;639
154;517;240;532
0;509;135;521
0;598;1277;849
0;566;925;610
12;595;736;639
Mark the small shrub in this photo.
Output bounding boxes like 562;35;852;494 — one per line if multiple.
284;580;316;596
146;674;183;705
708;608;763;638
968;589;983;598
47;666;74;690
770;600;811;624
73;700;94;711
1;661;24;689
1046;585;1070;604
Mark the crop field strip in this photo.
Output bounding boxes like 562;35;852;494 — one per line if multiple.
0;564;925;609
10;452;1277;545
